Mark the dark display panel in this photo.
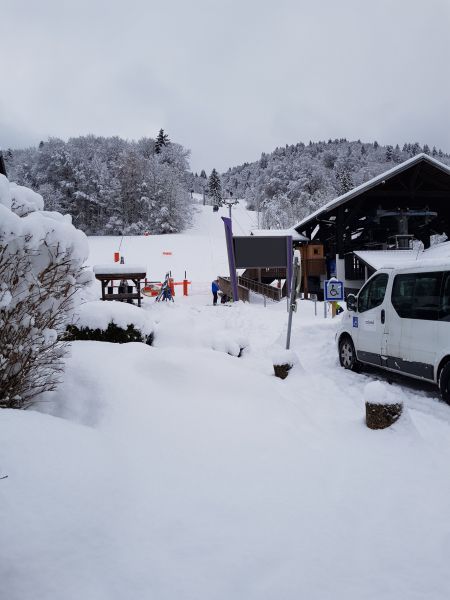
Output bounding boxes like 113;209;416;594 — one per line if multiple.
233;236;289;268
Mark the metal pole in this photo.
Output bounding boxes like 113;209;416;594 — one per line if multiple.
324;300;327;319
314;298;317;316
286;257;299;350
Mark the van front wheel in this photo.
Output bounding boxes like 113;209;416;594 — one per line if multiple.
339;336;360;372
439;362;450;404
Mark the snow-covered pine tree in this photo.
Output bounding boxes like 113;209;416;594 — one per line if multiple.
385;145;393;161
208;168;222;205
155;129;170;154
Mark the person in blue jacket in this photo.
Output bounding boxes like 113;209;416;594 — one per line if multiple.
211;279;220;305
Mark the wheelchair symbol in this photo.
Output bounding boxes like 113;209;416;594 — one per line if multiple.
328;284;339;297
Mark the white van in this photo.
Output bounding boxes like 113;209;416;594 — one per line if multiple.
336;264;450;402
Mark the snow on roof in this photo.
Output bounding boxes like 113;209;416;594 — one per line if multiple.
294;154;450;232
250;228;308;242
93;264;147;275
354;241;450;271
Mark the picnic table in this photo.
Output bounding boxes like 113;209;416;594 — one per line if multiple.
93;264;147;308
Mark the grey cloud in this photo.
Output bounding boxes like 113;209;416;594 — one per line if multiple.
1;0;450;172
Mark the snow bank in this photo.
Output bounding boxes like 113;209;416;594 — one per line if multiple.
211;330;249;357
71;300;153;336
9;182;44;216
0;173;11;209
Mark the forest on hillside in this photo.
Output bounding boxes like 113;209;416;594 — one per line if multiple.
5;136;449;234
4;131;193;235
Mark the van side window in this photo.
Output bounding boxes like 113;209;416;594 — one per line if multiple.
440;273;450;322
358;273;389;312
392;272;443;320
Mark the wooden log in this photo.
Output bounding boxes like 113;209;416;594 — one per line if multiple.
273;363;292;380
366;401;403;429
364;381;403;430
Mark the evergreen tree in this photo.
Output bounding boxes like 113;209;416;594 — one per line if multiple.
373;141;379;149
385;145;393;161
432;146;438;157
155;129;170;154
208;168;222;205
423;144;430;155
200;169;207;179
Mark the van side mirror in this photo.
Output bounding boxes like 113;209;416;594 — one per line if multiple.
346;294;357;312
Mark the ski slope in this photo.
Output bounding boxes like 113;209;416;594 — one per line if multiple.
87;203;258;285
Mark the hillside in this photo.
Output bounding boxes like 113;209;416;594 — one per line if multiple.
220;139;450;229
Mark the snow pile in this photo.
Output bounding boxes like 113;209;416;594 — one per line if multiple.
0;173;11;209
364;380;404;406
211;329;249;357
71;300;154;337
272;348;299;366
9;181;44;216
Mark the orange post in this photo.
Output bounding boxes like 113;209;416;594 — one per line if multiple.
183;279;188;296
169;278;175;296
114;252;120;262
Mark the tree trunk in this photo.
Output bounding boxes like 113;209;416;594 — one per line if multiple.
273;363;291;380
366;401;403;430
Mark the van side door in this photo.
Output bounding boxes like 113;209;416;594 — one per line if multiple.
354;272;389;366
388;271;442;380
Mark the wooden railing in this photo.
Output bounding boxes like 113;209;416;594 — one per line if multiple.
237;276;282;301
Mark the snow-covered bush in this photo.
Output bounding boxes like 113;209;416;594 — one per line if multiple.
0;174;90;409
66;300;154;345
211;331;248;357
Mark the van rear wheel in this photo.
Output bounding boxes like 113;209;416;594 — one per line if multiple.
339;336;360;372
439;362;450;405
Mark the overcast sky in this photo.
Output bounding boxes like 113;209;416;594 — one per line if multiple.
1;0;450;173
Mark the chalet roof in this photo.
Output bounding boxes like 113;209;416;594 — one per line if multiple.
294;154;450;233
354;241;450;271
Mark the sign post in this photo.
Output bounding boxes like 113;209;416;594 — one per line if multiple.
221;217;239;302
286;255;300;350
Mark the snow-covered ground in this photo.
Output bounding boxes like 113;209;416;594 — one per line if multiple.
2;204;450;599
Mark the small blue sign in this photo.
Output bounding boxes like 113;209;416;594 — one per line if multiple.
324;279;344;302
353;317;358;328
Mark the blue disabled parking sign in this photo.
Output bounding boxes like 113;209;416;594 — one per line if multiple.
324;279;344;302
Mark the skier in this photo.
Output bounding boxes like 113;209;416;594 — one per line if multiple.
211;279;220;305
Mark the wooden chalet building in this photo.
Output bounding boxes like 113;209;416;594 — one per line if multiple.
294;153;450;295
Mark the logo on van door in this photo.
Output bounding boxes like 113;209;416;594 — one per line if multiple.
363;319;376;331
352;317;358;328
